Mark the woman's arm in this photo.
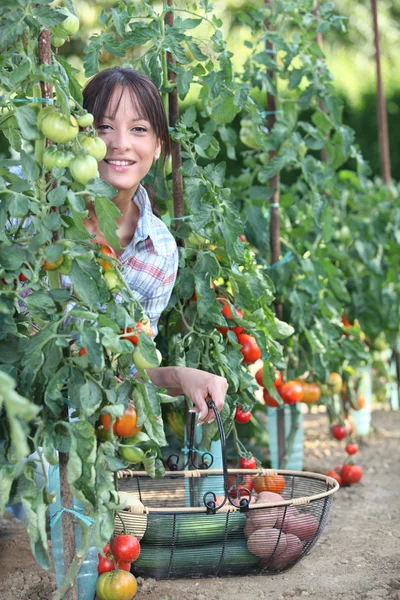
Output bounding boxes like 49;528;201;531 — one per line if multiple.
146;367;228;425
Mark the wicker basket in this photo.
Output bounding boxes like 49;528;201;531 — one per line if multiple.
115;401;339;579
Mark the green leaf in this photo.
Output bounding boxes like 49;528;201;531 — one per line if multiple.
134;383;167;446
79;380;103;417
212;94;241;125
9;58;31;85
24;293;58;323
0;465;15;518
68;421;97;507
94;195;121;249
33;5;68;27
21;494;50;570
81;327;105;371
20;150;40;181
48;185;68;207
15;106;39;141
69;260;108;309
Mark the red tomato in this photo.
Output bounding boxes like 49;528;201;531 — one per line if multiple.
326;470;343;486
79;347;87;356
279;381;304;405
19;269;29;282
110;535;140;564
262;390;279;408
98;244;117;272
239;234;247;242
334;464;343;474
256;367;282;389
98;555;115;574
236;333;261;364
216;297;244;336
239;456;257;469
345;443;359;455
274;370;283;389
331;424;347;441
341;464;363;485
227;474;253;499
234;406;251;423
255;367;264;387
116;561;131;572
121;321;152;346
101;404;142;438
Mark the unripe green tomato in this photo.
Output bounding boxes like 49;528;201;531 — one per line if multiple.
259;152;269;165
132;348;162;370
58;254;73;275
103;270;122;293
119;443;145;464
60;10;80;36
43;145;58;170
53;150;74;169
240;119;260;149
164;156;172;176
69;154;98;184
76;112;94;128
39;111;79;144
78;134;107;161
51;35;66;48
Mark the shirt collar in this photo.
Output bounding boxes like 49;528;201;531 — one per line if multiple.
131;185;160;253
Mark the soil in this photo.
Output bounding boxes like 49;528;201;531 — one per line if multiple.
1;407;400;600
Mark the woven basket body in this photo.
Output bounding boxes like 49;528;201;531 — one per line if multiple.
115;468;338;579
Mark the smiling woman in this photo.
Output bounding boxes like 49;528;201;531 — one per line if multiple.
81;68;176;337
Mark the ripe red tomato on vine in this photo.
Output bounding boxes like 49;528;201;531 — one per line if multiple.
278;381;304;405
239;456;257;469
341;464;363;485
331;424;348;441
237;333;261;363
234;406;251;423
110;535;140;563
216;296;244;336
345;442;358;455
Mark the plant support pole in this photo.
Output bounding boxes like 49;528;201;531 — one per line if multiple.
313;0;327;164
38;28;77;600
371;0;391;184
265;0;285;468
164;0;185;224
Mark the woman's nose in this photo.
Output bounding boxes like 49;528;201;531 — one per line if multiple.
111;130;132;151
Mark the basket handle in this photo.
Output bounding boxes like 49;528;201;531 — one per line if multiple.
199;399;252;514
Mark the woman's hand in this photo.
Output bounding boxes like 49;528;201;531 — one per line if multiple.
146;366;228;425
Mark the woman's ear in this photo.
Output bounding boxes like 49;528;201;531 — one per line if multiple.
154;140;162;161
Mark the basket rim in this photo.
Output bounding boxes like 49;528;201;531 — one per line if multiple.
117;468;339;515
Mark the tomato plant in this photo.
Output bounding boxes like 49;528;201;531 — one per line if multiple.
279;381;304;405
77;112;94;127
101;404;142;438
41;254;64;271
234;406;251;423
69;153;99;184
216;297;244;336
341;464;363;485
78;133;107;161
38;108;79;144
103;270;122;293
132;347;162;370
331;424;348;441
328;372;343;394
122;321;153;345
236;333;261;364
98;244;117;272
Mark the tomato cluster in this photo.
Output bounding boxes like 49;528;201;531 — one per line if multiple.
101;403;142;438
255;366;309;407
97;535;140;600
326;424;362;487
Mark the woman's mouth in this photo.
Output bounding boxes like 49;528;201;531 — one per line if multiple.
105;159;135;167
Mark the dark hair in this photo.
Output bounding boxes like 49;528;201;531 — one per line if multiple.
83;67;170;156
82;67;170;217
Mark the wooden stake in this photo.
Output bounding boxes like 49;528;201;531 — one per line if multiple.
313;0;327;164
265;0;285;468
371;0;391;183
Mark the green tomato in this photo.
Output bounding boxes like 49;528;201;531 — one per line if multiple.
78;134;107;161
164;156;172;176
58;254;73;275
76;112;94;128
60;10;80;36
69;154;98;184
39;111;79;144
240;119;260;149
53;150;74;169
123;431;150;445
43;145;58;170
119;443;145;464
103;270;122;293
132;347;162;371
51;35;66;48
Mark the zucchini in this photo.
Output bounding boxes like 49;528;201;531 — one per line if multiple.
142;511;246;546
133;538;260;578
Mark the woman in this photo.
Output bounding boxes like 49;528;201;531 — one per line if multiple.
81;67;226;423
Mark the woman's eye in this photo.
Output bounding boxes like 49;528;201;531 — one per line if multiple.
133;126;147;133
97;124;112;131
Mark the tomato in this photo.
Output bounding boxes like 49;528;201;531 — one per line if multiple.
43;145;58;170
238;234;247;242
96;570;137;600
77;112;94;128
356;394;366;410
274;370;283;389
341;464;363;485
98;244;117;272
331;424;347;441
234;406;251;423
104;270;122;293
79;347;87;357
60;10;80;36
132;347;162;371
111;535;140;563
216;297;244;336
239;456;257;469
39;109;79;144
51;35;67;47
122;320;153;345
342;315;352;329
78;133;107;161
98;555;115;574
42;254;64;271
326;470;342;486
70;154;99;184
345;442;358;455
19;267;29;282
279;381;304;405
328;372;343;394
227;474;253;499
262;390;279;408
301;382;321;404
236;333;261;364
240;118;260;149
256;368;282;390
119;441;145;464
101;403;143;438
253;474;285;494
255;367;264;387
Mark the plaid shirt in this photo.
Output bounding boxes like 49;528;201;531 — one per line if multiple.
118;185;178;337
8;168;178;337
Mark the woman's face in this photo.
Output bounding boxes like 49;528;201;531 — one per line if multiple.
96;86;161;197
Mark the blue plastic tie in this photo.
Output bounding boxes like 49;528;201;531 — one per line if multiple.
267;251;295;269
50;506;95;529
10;97;54;105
